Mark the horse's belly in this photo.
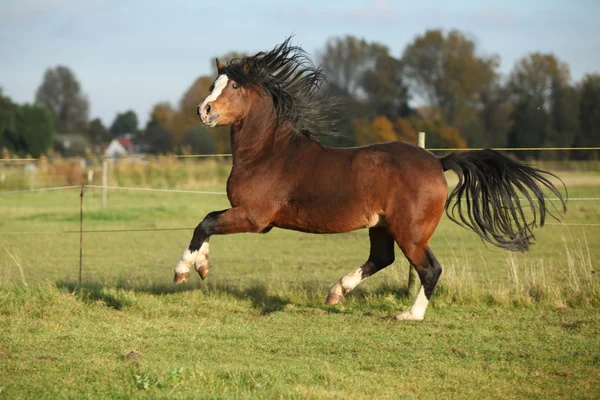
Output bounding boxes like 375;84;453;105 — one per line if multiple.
271;202;380;234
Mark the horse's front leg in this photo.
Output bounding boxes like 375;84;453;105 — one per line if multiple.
174;207;262;283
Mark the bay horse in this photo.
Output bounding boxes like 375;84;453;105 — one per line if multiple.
174;37;566;320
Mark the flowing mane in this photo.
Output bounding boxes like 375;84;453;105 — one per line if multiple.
221;36;339;142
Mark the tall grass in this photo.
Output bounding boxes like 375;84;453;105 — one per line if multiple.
430;233;599;309
0;156;232;191
2;156;600;191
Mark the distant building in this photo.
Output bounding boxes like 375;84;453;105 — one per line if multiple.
104;134;136;155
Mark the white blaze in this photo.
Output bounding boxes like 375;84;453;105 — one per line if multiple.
200;74;229;121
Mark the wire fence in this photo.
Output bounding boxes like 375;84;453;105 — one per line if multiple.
0;183;598;200
1;184;599;238
2;142;599;239
1;146;600;163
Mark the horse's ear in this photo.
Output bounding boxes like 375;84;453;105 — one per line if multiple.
215;58;225;74
242;61;250;72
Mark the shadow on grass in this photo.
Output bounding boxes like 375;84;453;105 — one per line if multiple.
56;280;292;315
57;281;134;310
56;278;411;315
352;281;410;301
222;284;290;315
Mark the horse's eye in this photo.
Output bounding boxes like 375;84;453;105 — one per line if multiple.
231;83;239;90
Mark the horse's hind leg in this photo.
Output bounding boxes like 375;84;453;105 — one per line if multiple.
325;227;395;305
395;244;442;321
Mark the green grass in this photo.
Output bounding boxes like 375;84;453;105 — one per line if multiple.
0;168;599;398
1;284;599;399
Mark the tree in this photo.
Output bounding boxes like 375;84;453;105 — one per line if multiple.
318;35;412;146
395;118;418;143
88;118;111;144
110;110;138;137
412;117;467;149
360;44;411;120
172;76;213;143
576;74;600;158
352;118;373;146
371;116;397;143
549;84;580;149
143;118;172;154
320;36;372;99
0;89;14;150
35;65;89;133
13;104;54;157
150;102;176;135
353;116;408;146
180;125;217;154
320;35;410;118
479;81;512;147
507;53;576;158
401;29;499;140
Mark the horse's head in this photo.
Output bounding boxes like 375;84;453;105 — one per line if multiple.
198;59;252;127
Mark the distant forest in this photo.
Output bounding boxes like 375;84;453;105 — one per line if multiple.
1;29;599;160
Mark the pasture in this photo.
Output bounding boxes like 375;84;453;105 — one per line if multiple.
1;160;599;399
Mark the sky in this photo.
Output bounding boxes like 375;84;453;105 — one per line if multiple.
1;0;599;128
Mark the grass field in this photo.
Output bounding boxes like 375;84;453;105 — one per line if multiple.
1;163;599;398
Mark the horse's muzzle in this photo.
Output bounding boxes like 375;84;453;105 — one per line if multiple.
200;112;220;127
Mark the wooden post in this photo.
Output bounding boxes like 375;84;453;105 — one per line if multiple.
102;159;108;208
79;185;85;287
407;132;426;300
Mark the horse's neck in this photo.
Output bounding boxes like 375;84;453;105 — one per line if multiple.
230;99;288;166
230;118;272;167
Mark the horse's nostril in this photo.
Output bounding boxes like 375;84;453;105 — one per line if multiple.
205;104;211;114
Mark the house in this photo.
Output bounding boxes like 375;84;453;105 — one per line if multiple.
103;136;136;158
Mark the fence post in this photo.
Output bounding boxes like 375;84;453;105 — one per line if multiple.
102;159;108;208
79;185;85;286
407;132;426;300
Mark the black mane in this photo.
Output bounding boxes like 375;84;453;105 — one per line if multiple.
222;36;339;142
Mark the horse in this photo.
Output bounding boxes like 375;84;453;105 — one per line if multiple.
173;37;566;320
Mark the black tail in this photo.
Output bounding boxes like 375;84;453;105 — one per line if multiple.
440;149;567;252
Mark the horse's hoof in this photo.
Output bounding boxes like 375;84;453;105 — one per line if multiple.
325;293;342;305
196;261;211;280
394;311;424;321
173;270;191;284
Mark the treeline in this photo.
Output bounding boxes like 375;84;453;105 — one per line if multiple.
1;29;599;160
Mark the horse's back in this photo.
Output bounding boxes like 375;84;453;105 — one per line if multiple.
337;140;447;194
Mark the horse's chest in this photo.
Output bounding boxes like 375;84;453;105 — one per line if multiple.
226;172;269;207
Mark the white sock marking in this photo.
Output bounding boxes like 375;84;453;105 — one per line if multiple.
408;286;429;319
395;286;429;320
341;268;363;292
329;264;369;297
174;239;210;273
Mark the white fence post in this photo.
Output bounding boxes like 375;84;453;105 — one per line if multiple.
102;159;108;208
